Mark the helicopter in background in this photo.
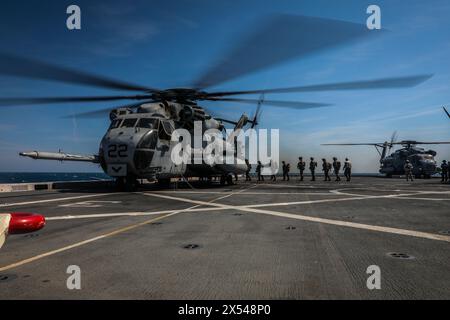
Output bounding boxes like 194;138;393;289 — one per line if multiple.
323;132;450;178
0;14;433;189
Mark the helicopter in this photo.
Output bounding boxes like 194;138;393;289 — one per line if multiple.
323;132;450;178
0;14;433;189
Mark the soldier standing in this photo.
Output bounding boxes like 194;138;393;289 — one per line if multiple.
256;161;264;182
270;160;278;181
285;162;290;181
441;160;449;183
332;157;341;181
297;157;306;181
245;159;252;181
309;157;318;181
322;159;331;181
404;160;414;182
343;158;352;182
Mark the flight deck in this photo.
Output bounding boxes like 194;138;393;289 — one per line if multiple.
0;177;449;299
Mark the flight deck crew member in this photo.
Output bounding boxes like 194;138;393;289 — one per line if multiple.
404;160;414;182
343;158;352;182
441;160;449;183
309;157;318;181
270;160;278;181
256;161;264;182
282;161;290;181
322;159;331;181
297;157;306;181
333;157;341;181
245;159;252;181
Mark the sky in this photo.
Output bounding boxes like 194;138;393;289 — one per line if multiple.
0;0;449;173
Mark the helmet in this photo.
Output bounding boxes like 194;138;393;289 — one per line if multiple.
333;157;337;160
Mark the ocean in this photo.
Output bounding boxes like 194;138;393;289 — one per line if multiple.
0;172;111;184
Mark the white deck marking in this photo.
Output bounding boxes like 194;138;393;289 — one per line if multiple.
59;200;122;208
393;197;450;201
46;206;230;220
158;191;334;195
0;186;253;272
142;191;450;243
0;193;120;208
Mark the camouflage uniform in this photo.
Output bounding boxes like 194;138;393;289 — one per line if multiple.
343;158;352;182
322;159;331;181
297;157;306;181
404;160;414;182
245;159;252;181
309;158;318;181
256;161;264;182
333;157;341;181
441;160;449;183
282;161;290;181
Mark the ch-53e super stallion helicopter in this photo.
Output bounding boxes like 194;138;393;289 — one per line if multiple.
323;132;450;178
0;14;432;189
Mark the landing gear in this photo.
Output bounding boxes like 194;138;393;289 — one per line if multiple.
226;174;234;186
220;174;235;186
157;178;171;188
116;175;139;191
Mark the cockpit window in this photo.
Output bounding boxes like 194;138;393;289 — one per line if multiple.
121;118;137;128
162;121;174;135
137;118;158;129
109;119;122;129
158;121;173;140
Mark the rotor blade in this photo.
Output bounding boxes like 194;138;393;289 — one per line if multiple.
392;141;450;145
206;74;433;97
390;131;398;144
444;107;450;119
204;97;331;110
0;95;153;107
0;52;156;92
64;101;154;118
193;14;374;89
322;143;383;146
389;130;398;150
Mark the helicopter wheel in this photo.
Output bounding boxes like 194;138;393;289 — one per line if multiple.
116;177;125;191
157;178;171;188
226;174;234;186
125;175;139;191
220;175;226;186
